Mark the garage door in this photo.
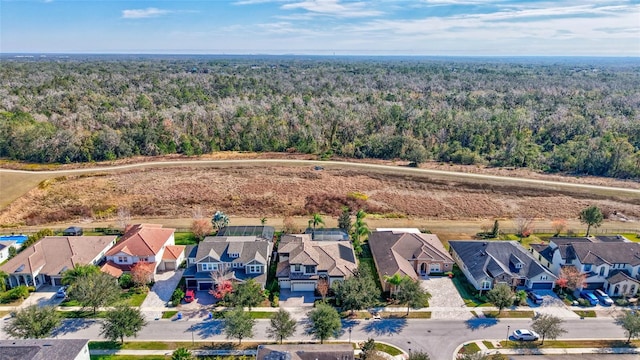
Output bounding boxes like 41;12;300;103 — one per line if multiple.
279;279;291;289
531;282;554;290
292;282;315;292
52;278;63;286
198;282;213;291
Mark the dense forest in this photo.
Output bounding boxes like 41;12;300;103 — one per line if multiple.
0;56;639;179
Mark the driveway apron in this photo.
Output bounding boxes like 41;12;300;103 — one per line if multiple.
141;269;183;320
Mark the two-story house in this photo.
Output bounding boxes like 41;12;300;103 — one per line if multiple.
184;236;272;291
276;234;358;292
530;236;640;297
102;224;183;278
449;240;557;293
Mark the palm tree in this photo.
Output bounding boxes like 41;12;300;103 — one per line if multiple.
384;273;405;296
352;210;369;244
579;205;604;237
311;213;324;229
61;264;99;286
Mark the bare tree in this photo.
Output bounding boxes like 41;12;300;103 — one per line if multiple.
551;218;567;236
316;278;329;301
117;207;131;230
515;216;535;240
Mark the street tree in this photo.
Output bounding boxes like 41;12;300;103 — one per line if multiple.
228;278;264;310
211;211;230;232
68;272;120;314
531;314;567;344
395;277;431;315
306;303;341;344
579;205;604;236
267;309;297;344
101;305;147;344
61;264;100;286
616;310;640;343
486;283;514;314
171;348;193;360
224;307;255;345
2;305;60;339
360;338;379;360
338;206;352;233
334;269;379;315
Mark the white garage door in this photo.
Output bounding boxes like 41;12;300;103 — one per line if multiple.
292;282;315;292
279;279;291;289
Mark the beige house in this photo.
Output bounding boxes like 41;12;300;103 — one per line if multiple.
369;229;454;292
103;224;183;278
1;236;116;289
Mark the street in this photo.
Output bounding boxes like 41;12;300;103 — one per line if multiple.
2;316;626;359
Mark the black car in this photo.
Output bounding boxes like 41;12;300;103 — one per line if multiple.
527;290;544;305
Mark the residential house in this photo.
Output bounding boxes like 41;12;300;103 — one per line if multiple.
530;236;640;297
1;236;116;289
449;240;557;292
184;236;272;290
257;344;354;360
0;339;90;360
103;224;183;278
0;239;17;263
277;234;357;292
369;229;454;292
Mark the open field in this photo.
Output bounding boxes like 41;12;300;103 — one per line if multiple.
1;157;639;236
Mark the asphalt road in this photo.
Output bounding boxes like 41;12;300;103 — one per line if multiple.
1;317;626;360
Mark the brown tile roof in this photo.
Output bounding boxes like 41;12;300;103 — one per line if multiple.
106;224;175;257
163;245;185;260
0;236;116;276
101;261;125;277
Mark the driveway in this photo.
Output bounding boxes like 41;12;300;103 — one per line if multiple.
279;289;316;307
19;285;66;308
140;269;183;319
527;290;579;319
420;276;472;319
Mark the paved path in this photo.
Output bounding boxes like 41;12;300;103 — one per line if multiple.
140;269;183;320
421;277;472;320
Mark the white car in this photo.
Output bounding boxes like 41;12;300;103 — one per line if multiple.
512;329;540;341
594;289;614;306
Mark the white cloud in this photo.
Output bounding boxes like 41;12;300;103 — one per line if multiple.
122;8;171;19
282;0;383;18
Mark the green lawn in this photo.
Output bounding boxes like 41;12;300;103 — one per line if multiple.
374;343;403;356
59;310;108;318
174;232;198;245
501;339;640;349
481;310;534;318
482;340;495;349
451;265;486;307
574;310;597;318
460;342;481;355
161;311;178;319
117;289;148;307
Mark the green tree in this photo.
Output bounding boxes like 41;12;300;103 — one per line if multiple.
579;205;604;236
101;305;147;344
491;220;500;238
228;279;264;310
384;273;405;295
306;303;341;344
211;211;230;232
395;277;431;315
360;338;377;360
338;206;352;233
311;213;325;229
172;348;193;360
224;307;255;345
8;246;17;259
2;305;61;339
0;270;8;292
334;268;379;315
352;210;369;255
408;351;431;360
616;310;640;343
68;272;120;314
486;283;514;314
61;264;100;286
531;314;566;344
267;309;297;344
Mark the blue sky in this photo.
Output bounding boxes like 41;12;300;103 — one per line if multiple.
1;0;639;55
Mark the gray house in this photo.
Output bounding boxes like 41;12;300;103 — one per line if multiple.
184;236;272;290
449;240;557;292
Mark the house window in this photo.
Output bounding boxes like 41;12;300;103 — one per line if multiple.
584;264;592;272
515;263;522;269
201;263;215;271
481;280;491;290
232;263;243;268
540;276;547;280
247;265;262;273
305;265;316;274
294;265;301;272
229;253;239;258
117;256;127;263
599;267;605;276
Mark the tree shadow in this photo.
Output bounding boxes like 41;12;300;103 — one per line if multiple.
52;319;99;336
464;317;499;330
362;318;408;336
186;319;224;338
338;318;360;336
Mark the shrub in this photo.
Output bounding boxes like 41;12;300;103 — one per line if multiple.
171;288;185;307
616;298;629;307
577;298;589;307
271;294;279;307
119;274;134;289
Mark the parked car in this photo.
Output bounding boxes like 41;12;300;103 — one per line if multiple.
594;289;614;306
512;329;540;341
184;289;195;303
55;286;67;298
580;291;599;306
527;290;544;305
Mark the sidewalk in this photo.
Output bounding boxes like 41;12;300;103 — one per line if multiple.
461;340;640;359
90;349;258;356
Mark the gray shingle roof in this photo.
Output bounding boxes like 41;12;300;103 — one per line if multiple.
276;234;357;279
449;240;556;285
195;236;272;266
257;344;354;360
570;242;640;266
0;339;89;360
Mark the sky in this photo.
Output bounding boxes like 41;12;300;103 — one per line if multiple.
1;0;639;56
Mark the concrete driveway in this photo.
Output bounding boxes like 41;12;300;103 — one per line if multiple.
528;290;579;319
140;269;183;319
420;276;472;319
279;289;316;307
19;285;66;308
